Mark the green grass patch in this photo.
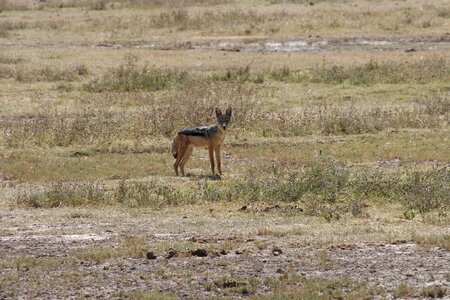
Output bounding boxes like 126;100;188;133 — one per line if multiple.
206;277;260;294
16;181;109;208
84;55;187;92
13;158;449;219
5;91;448;147
262;272;384;299
393;284;416;298
421;286;447;298
213;57;450;85
79;236;148;263
3;64;89;82
115;290;177;300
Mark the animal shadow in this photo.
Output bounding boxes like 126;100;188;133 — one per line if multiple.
186;173;222;180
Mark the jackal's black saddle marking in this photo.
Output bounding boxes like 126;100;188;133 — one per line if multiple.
178;126;218;138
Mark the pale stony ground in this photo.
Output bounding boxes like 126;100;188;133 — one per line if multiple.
0;205;449;299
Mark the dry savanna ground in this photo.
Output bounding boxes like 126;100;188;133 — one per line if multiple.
0;0;449;299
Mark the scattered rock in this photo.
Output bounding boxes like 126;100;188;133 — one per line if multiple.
71;151;89;157
190;237;207;243
146;251;157;260
221;280;242;288
263;204;280;212
393;240;408;244
191;248;208;257
166;249;178;259
262;204;303;213
239;205;248;211
210;251;221;258
328;243;358;251
69;212;92;219
272;247;283;256
220;47;241;52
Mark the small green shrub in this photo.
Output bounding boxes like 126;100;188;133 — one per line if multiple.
114;180;191;207
394;284;416;298
0;54;23;64
85;55;187;92
212;65;253;83
398;168;449;213
13;160;448;216
421;286;447;298
14;64;87;82
212;58;450;86
262;274;384;299
91;1;106;10
207;277;259;294
351;167;398;198
16;181;108;208
0;65;15;79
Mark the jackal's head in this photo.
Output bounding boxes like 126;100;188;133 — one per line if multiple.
215;107;232;131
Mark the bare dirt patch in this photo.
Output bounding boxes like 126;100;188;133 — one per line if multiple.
1;207;448;299
2;36;450;53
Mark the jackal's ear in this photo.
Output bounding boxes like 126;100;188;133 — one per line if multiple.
215;107;223;117
226;106;232;117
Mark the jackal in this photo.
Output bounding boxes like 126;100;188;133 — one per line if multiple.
172;107;232;176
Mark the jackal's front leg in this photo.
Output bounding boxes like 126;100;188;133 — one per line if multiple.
208;146;215;175
214;146;222;175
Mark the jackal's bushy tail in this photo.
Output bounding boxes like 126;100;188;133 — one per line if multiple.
171;138;177;159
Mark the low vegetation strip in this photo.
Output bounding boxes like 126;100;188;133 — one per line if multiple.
84;60;187;92
2;1;450;41
83;57;450;91
14;159;449;219
2;55;449;148
212;57;450;85
5;92;448;147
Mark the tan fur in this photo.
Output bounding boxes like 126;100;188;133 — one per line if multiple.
172;107;231;176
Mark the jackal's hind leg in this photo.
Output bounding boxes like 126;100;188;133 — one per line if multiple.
180;147;193;176
174;146;187;176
